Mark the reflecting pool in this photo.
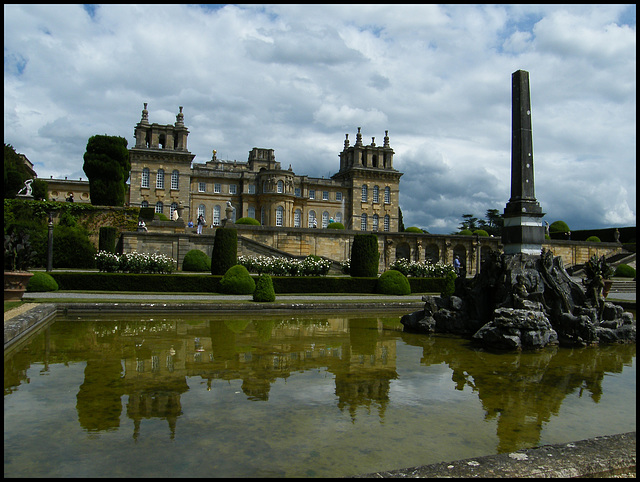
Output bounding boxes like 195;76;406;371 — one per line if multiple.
4;312;636;478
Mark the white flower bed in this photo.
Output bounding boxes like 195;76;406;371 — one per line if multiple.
238;255;331;276
95;250;176;274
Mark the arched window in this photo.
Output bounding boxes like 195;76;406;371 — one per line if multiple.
361;184;368;203
248;206;256;220
335;212;342;224
372;214;379;231
277;180;284;193
322;211;329;228
276;206;284;226
308;210;316;228
294;209;302;227
360;213;367;231
170;202;178;219
141;200;148;208
171;170;179;190
141;168;150;188
155;201;163;214
213;205;221;226
373;185;379;203
384;186;391;204
156;169;164;189
198;204;205;218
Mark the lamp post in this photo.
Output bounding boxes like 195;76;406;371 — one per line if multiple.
47;212;54;272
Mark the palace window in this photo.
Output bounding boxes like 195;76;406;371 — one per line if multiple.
171;170;179;190
156;169;164;189
322;211;329;228
336;192;342;201
198;182;206;192
214;183;221;194
308;210;316;228
277;180;284;193
361;213;367;231
141;168;149;188
372;214;379;232
248;206;256;220
361;185;368;203
249;184;256;194
155;201;163;214
322;191;329;201
213;205;221;226
229;184;237;195
170;202;178;219
294;209;301;227
384;186;391;204
373;185;379;203
276;206;284;226
198;204;205;218
309;189;315;200
384;215;390;231
295;187;301;197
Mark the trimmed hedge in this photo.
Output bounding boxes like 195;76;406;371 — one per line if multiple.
219;265;256;294
211;228;238;275
350;234;379;277
26;271;59;292
182;249;211;272
253;274;276;302
98;227;118;253
376;270;411;295
613;263;635;278
47;272;450;294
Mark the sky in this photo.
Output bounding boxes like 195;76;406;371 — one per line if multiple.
4;4;636;234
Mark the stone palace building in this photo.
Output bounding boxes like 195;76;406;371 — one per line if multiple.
128;104;403;232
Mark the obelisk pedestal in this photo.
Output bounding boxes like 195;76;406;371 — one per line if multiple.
502;70;545;255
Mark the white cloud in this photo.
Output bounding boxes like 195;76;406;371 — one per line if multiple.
3;4;636;233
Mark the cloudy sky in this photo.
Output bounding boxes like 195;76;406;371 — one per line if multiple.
4;4;636;234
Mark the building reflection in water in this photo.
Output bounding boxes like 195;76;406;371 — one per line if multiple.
4;314;636;454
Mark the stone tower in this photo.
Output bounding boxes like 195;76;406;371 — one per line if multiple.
129;103;195;220
502;70;545;255
331;128;403;231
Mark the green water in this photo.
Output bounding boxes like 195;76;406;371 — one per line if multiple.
4;312;636;478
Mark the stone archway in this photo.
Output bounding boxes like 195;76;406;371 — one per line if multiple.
395;242;411;261
425;244;439;263
453;244;467;277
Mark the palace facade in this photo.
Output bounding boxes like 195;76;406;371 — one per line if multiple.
127;104;403;231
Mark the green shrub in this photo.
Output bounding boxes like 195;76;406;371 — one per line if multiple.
53;226;96;268
26;271;59;292
139;207;155;221
236;217;261;225
219;264;255;294
404;226;423;233
253;274;276;302
613;263;636;278
326;222;345;229
585;236;601;242
211;228;238;275
350;234;379;277
442;270;457;296
376;269;411;295
458;229;473;236
549;220;570;239
182;249;211;272
473;229;489;237
99;226;118;253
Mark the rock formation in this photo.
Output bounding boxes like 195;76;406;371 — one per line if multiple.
401;249;635;350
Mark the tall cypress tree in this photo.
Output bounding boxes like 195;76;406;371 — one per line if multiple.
82;135;130;206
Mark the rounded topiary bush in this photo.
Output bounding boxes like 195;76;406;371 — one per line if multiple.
376;269;411;295
585;236;601;242
253;274;276;302
404;226;423;233
350;233;379;277
219;264;256;294
211;228;238;275
182;249;211;272
549;220;570;238
613;263;636;278
473;229;489;237
235;217;261;225
326;222;345;229
459;229;473;236
26;271;59;292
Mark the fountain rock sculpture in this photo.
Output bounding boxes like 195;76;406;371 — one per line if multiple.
402;250;635;350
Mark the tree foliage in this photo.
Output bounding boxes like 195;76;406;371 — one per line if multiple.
82;135;130;206
457;209;503;236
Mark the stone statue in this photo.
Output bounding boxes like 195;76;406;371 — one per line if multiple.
17;179;33;197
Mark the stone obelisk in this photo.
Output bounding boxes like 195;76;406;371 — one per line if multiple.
502;70;545;255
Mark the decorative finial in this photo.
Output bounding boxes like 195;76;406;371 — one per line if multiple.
344;133;350;148
371;137;375;146
141;103;149;124
384;130;389;147
175;106;184;126
355;127;363;146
